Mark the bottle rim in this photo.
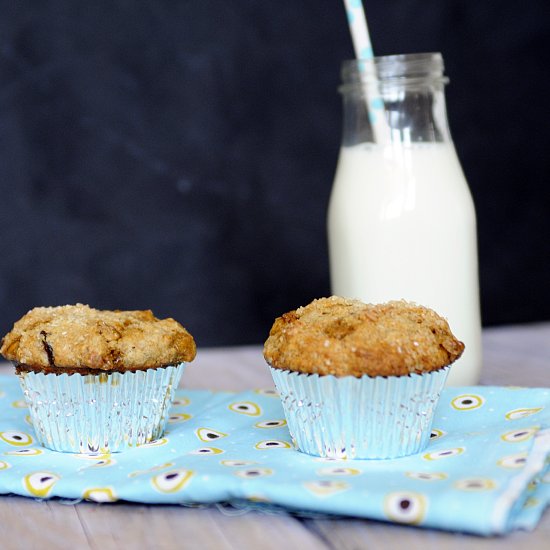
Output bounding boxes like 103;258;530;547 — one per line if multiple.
340;52;449;92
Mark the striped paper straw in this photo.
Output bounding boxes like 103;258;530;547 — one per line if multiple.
343;0;390;143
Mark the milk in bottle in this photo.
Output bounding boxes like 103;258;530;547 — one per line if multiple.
328;54;482;385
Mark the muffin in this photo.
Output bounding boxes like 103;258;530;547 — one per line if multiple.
0;304;196;453
263;296;464;459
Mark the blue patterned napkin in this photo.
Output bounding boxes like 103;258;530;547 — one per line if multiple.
0;374;549;535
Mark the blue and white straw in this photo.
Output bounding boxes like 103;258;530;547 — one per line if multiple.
343;0;389;143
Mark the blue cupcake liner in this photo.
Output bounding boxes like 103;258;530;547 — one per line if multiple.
17;364;185;454
270;366;449;459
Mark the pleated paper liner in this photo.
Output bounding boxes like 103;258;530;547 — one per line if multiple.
17;363;185;454
270;365;449;459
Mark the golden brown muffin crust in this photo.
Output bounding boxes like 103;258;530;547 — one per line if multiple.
0;304;196;372
263;297;464;377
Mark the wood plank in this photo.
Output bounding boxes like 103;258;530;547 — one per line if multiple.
0;498;326;550
481;323;550;387
0;496;91;549
199;506;328;550
73;502;327;550
2;497;549;550
302;514;550;550
183;345;273;391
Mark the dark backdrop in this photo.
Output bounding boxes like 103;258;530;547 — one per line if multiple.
1;1;549;346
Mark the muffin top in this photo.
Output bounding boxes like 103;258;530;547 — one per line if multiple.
0;304;196;372
263;296;464;377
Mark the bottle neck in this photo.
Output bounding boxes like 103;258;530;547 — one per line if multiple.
340;53;452;147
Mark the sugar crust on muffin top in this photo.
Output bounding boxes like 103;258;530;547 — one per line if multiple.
263;296;464;377
0;304;196;373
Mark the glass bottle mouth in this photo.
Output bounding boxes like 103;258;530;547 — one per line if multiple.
340;52;448;92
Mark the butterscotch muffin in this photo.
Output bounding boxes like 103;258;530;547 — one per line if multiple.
263;297;464;459
1;304;196;453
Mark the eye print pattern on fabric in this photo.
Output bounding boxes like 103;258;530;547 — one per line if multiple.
11;400;27;409
454;478;497;491
128;462;174;478
247;494;271;503
172;397;190;406
0;431;33;446
229;402;262;416
384;492;427;524
151;469;193;493
83;487;118;502
234;468;273;478
23;472;60;498
423;448;464;460
405;472;448;481
429;428;446;440
189;447;224;455
505;408;543;421
255;420;287;429
527;480;539;492
304;480;350;497
196;428;227;442
451;394;485;411
255;440;291;450
524;497;540;509
0;460;11;470
24;415;33;426
497;452;528;469
501;427;539;443
253;389;279;397
4;448;43;456
168;413;192;424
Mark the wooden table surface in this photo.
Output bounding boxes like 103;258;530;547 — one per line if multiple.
1;322;549;549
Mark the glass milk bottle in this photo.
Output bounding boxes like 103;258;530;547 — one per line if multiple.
328;53;481;385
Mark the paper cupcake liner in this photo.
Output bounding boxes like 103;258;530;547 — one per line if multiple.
270;366;449;459
17;364;185;454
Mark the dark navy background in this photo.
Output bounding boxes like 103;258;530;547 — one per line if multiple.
1;1;549;345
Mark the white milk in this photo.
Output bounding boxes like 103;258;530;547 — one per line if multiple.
328;142;481;385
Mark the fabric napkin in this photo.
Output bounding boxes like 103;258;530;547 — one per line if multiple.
0;374;549;535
